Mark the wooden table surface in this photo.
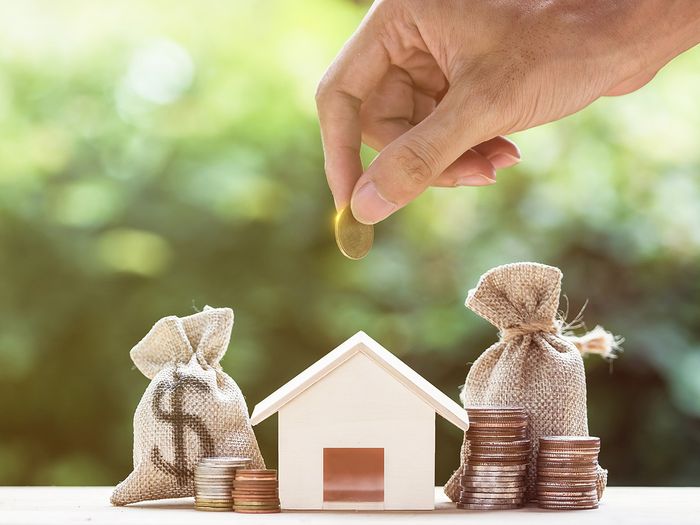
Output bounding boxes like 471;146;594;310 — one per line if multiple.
2;486;699;525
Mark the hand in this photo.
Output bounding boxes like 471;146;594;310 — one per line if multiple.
316;0;700;224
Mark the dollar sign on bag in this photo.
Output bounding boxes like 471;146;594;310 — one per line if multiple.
150;370;215;486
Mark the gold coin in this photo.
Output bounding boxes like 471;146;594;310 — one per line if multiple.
334;206;373;260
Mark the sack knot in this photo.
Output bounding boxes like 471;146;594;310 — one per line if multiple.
501;320;559;341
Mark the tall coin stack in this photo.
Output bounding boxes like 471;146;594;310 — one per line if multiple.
232;469;281;513
536;436;601;510
194;457;250;511
457;406;531;510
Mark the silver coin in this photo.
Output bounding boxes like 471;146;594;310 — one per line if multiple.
460;480;525;487
460;482;526;490
468;450;530;461
194;478;235;483
538;491;598;499
538;503;598;510
194;478;235;484
466;464;527;472
537;454;598;460
460;497;524;505
195;468;237;476
460;490;525;498
537;468;598;474
457;503;523;510
538;489;598;497
538;447;599;454
200;456;250;464
538;498;599;506
460;482;525;490
537;480;597;487
537;465;598;472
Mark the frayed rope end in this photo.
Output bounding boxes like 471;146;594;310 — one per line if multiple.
565;325;624;361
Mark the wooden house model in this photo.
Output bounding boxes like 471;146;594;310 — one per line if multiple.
250;331;470;510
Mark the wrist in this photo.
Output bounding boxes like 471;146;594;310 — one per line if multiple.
543;0;700;89
615;0;700;68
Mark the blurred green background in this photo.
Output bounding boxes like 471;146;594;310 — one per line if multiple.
1;0;699;488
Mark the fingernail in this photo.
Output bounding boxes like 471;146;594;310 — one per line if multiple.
488;152;520;169
351;182;397;224
456;173;497;186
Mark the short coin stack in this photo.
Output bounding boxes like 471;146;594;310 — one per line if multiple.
232;469;281;513
458;406;531;510
537;436;601;510
194;457;250;511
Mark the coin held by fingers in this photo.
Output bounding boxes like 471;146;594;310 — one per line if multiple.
334;206;374;260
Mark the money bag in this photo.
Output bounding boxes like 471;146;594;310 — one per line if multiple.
444;262;617;502
111;306;265;505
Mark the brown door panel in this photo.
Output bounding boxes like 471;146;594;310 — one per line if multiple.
323;447;384;502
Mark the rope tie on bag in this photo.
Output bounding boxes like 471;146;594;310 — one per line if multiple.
501;320;622;361
501;321;560;342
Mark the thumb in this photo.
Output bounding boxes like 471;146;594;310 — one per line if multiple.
350;89;489;224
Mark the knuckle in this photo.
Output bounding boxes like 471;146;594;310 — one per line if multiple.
315;75;332;107
394;138;441;187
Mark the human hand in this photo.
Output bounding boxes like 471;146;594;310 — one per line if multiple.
316;0;700;224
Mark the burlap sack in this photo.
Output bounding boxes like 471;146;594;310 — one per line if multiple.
111;306;264;505
444;262;612;502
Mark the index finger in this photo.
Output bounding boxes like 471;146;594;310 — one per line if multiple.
316;15;390;209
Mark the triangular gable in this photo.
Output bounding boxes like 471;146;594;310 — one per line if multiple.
250;331;469;430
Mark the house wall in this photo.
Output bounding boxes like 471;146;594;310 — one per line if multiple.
278;350;436;510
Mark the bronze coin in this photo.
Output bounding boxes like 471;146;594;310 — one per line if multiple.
232;488;279;494
468;429;528;436
469;436;528;443
466;465;527;473
237;469;277;474
233;480;278;487
470;440;531;448
469;459;530;465
470;450;530;457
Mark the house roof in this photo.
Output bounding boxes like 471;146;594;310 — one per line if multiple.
250;331;469;430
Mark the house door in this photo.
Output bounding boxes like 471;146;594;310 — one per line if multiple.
323;448;384;503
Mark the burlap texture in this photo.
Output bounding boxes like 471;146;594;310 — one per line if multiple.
444;262;607;502
111;306;264;506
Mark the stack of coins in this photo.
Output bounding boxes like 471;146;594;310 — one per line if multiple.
232;469;281;513
537;436;601;510
194;457;250;511
457;406;531;510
